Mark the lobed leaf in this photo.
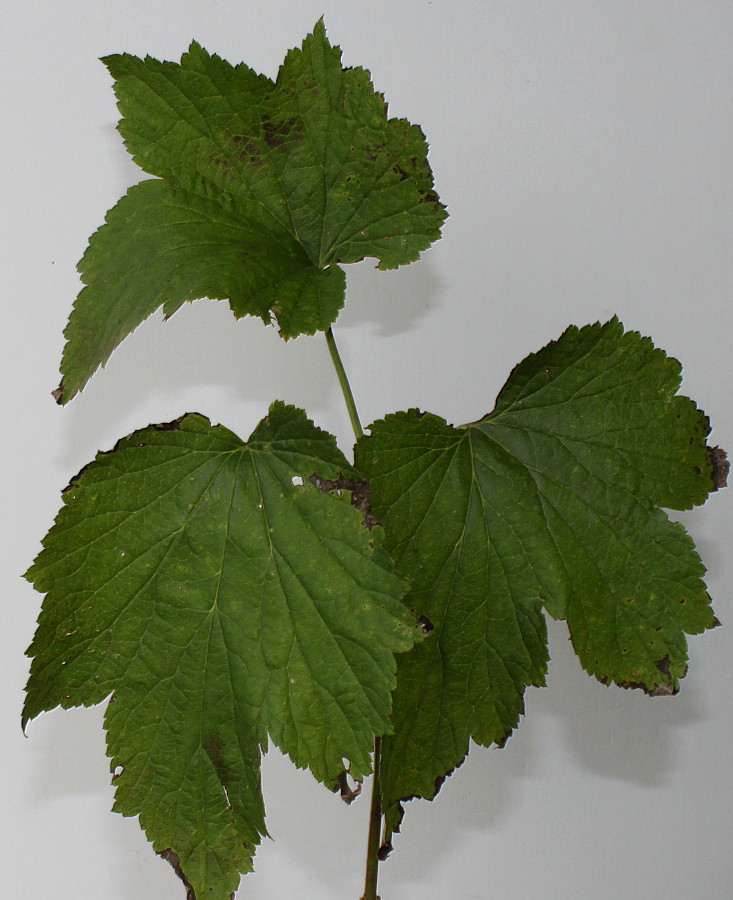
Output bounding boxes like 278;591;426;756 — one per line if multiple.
25;402;420;897
56;21;446;403
355;319;721;842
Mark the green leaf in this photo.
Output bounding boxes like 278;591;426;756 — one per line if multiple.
56;21;446;403
354;319;719;841
25;402;419;898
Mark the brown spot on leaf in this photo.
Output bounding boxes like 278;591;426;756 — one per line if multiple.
418;615;434;634
52;383;65;404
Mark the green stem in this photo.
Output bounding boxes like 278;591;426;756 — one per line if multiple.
361;736;383;900
325;327;363;441
323;328;382;899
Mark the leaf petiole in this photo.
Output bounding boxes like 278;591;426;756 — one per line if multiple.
325;327;364;441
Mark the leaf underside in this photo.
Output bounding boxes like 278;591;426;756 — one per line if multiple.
25;403;420;897
355;318;719;842
56;20;446;404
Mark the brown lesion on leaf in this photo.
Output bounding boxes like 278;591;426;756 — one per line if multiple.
59;415;192;495
708;445;729;490
617;657;683;696
382;745;470;855
334;769;362;804
617;679;678;696
151;415;186;432
262;121;285;150
229;134;263;168
308;473;379;527
655;654;671;676
494;728;513;749
260;114;303;151
417;615;434;634
158;848;234;900
418;189;440;206
203;732;231;800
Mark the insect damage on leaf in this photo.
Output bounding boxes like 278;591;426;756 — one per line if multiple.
54;20;446;404
355;318;724;845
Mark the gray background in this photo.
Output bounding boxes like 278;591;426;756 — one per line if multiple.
3;2;732;898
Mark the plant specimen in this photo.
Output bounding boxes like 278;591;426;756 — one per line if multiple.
23;21;727;900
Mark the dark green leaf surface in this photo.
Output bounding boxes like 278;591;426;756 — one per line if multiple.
355;319;718;840
56;21;446;403
25;403;419;898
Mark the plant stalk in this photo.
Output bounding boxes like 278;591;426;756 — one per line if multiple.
325;327;364;440
361;736;383;900
324;327;383;900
